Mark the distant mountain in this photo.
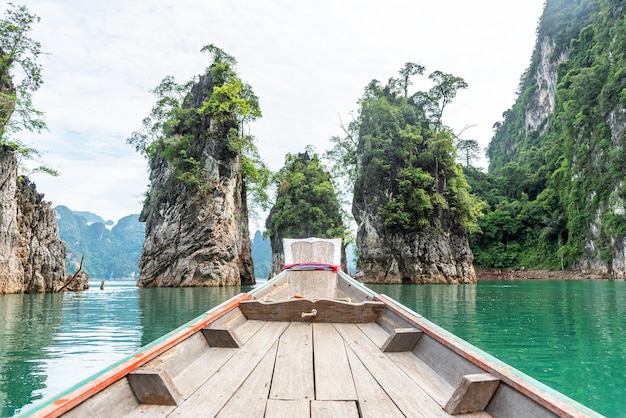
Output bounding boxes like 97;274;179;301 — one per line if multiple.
54;206;144;279
251;230;271;279
68;210;112;226
53;209;350;280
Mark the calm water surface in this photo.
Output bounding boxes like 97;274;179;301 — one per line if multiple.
370;280;626;417
1;279;624;417
0;281;249;416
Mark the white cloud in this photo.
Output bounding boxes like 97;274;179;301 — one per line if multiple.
15;0;545;222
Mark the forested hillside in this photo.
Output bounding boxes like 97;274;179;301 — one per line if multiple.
471;0;626;275
55;206;144;278
251;230;271;279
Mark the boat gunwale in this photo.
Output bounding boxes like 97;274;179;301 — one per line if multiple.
20;291;252;418
373;292;603;418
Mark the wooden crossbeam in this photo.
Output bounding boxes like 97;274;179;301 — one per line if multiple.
202;326;243;348
381;328;423;352
127;368;182;406
444;373;500;415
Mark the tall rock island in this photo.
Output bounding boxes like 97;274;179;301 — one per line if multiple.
135;47;259;287
265;152;347;277
348;66;482;284
0;148;88;293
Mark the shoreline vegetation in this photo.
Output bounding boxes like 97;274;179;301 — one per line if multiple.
475;268;621;281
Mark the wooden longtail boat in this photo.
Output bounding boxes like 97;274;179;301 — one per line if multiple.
22;238;602;417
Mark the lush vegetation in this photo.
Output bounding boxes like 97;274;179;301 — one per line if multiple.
55;206;145;278
127;45;270;212
0;4;56;175
266;151;348;241
474;0;626;270
327;63;484;235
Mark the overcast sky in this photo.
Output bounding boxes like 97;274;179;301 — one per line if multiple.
13;0;545;223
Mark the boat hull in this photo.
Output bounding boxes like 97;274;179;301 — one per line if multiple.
21;240;602;418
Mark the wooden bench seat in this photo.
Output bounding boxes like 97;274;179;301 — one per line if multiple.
239;298;385;323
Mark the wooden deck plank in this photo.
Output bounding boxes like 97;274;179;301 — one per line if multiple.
311;400;359;417
269;322;314;400
265;399;309;418
344;346;404;418
215;341;279;418
124;404;176;418
391;344;493;417
356;322;389;348
313;323;357;401
170;321;289;417
171;346;239;398
335;323;450;418
143;332;209;379
62;379;140;418
288;270;337;298
235;319;265;343
387;351;455;406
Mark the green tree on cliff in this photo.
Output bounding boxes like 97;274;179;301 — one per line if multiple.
266;151;347;240
0;4;51;169
127;44;270;214
331;63;482;234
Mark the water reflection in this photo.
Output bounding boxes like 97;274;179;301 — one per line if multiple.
31;282;142;408
138;285;246;346
0;293;63;417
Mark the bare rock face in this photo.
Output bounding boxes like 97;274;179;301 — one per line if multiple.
137;74;254;287
524;37;569;134
353;206;476;284
0;148;88;293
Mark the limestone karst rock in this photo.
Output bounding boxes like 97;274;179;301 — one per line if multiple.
0;147;88;293
136;73;254;287
352;207;476;284
349;71;477;284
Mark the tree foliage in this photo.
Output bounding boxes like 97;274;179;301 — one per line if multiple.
346;63;482;234
266;152;347;240
127;45;270;212
0;3;50;164
456;136;481;168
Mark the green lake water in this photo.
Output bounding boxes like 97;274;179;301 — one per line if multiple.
1;279;624;417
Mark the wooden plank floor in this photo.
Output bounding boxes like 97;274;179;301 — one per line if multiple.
154;321;490;418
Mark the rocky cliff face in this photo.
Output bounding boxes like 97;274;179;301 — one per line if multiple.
577;106;626;278
0;148;88;293
524;38;568;134
137;74;254;287
353;201;475;284
485;0;626;276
